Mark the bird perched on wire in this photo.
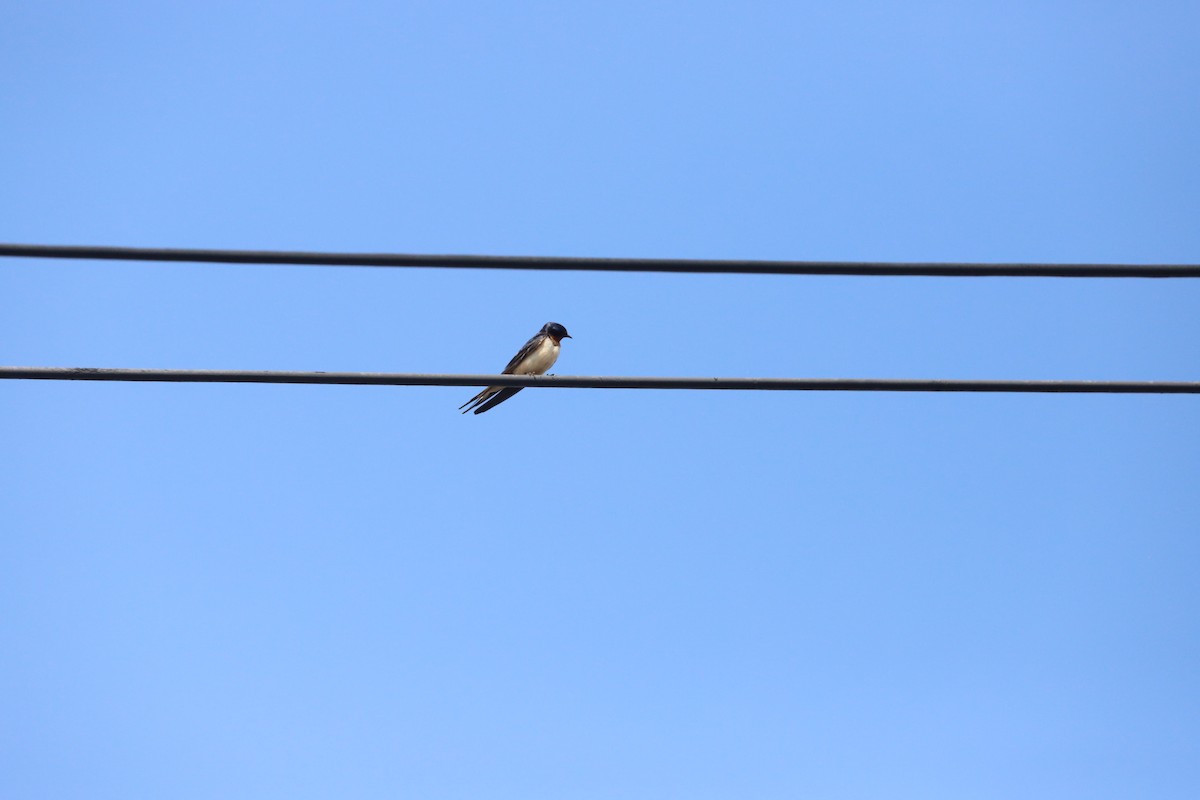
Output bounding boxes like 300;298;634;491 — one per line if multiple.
459;322;572;415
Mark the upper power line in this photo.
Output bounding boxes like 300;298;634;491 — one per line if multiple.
2;243;1198;278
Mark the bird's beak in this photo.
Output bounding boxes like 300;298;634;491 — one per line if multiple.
563;333;572;339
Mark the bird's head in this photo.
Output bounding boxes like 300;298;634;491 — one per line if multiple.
544;322;571;342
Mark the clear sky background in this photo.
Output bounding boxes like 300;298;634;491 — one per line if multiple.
3;2;1199;798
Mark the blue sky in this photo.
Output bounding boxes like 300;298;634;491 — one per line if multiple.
3;2;1198;798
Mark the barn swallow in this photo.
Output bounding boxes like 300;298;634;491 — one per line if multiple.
459;322;572;415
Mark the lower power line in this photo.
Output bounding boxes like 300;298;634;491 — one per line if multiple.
1;367;1196;394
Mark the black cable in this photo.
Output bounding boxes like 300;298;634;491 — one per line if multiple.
2;367;1196;394
2;243;1198;278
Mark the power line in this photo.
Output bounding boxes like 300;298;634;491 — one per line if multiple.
2;367;1196;394
2;243;1198;278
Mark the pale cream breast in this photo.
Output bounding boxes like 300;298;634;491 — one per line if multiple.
518;337;560;375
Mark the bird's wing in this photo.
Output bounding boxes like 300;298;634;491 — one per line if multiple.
501;332;547;374
470;387;523;415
